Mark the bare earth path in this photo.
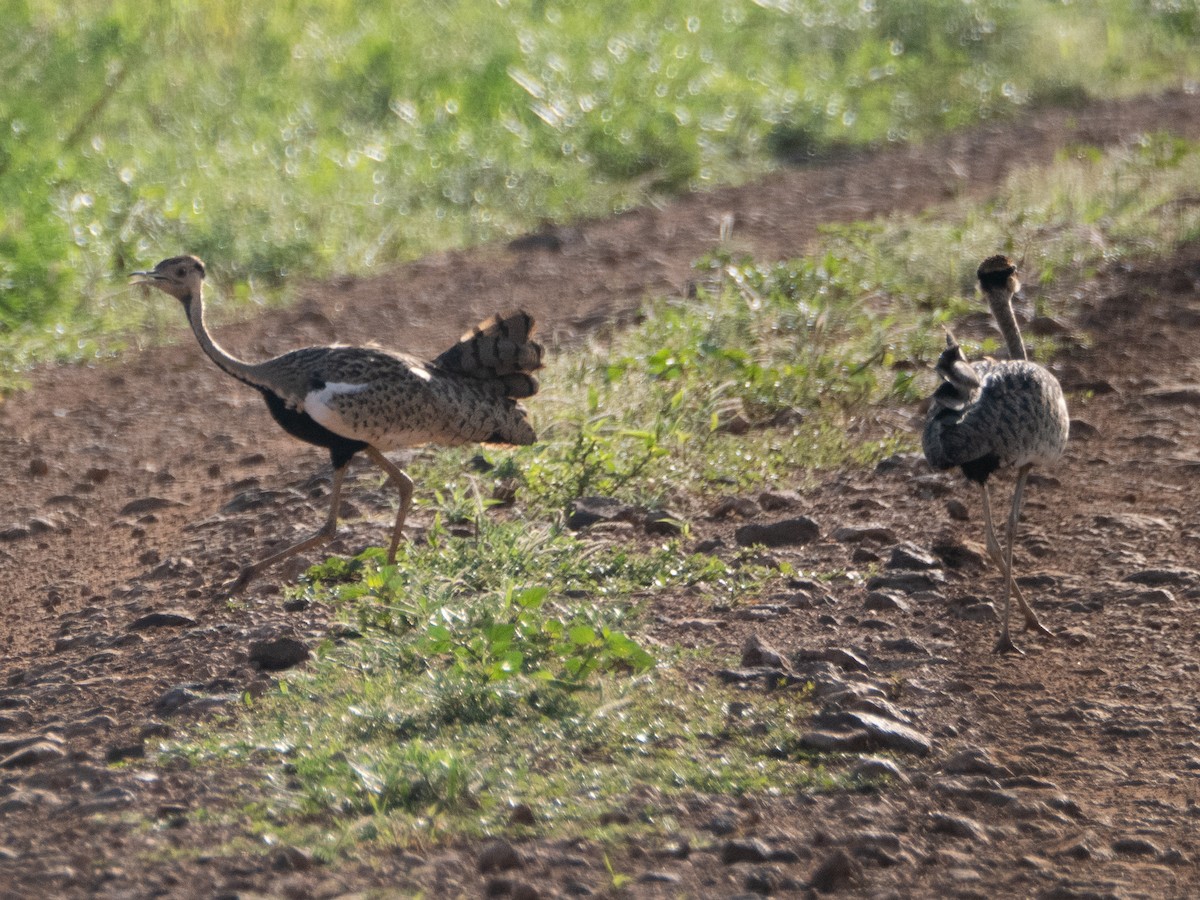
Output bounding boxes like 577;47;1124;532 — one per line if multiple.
3;89;1200;897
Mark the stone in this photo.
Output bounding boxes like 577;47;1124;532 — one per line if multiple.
946;498;970;521
129;611;197;631
119;497;183;516
249;637;310;671
811;710;931;756
1111;837;1159;856
567;496;636;530
851;757;906;783
478;838;522;874
735;517;820;547
832;524;898;544
741;634;788;669
720;838;772;864
0;741;65;768
928;813;987;841
886;542;939;570
807;849;862;893
1122;568;1200;586
865;571;945;594
942;747;1011;778
863;591;910;613
758;490;803;511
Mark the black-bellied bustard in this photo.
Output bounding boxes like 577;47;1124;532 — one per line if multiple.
923;255;1069;654
132;255;543;592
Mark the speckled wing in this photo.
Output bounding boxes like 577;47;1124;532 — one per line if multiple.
256;345;536;450
923;360;1069;475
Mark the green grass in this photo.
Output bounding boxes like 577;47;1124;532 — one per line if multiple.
4;0;1200;380
153;133;1200;864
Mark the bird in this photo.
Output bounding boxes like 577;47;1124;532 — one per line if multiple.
131;255;544;593
922;255;1070;654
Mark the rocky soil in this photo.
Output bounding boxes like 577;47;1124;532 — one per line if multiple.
3;89;1200;898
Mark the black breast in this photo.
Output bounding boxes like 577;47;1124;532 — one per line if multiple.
261;389;368;470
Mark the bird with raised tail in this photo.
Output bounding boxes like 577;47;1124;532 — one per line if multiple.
922;255;1070;654
131;255;544;593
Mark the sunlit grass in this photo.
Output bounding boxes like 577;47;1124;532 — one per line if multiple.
3;0;1200;368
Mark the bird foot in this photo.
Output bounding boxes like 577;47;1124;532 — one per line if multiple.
220;568;255;597
993;632;1024;655
1023;618;1054;638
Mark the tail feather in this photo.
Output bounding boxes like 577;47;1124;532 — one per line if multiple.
433;310;544;399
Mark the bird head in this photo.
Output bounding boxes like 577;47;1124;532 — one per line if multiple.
130;255;206;304
976;254;1020;295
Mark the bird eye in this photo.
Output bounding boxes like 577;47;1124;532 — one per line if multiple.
177;268;186;277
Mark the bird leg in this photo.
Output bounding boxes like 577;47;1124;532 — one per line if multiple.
225;464;347;595
366;447;414;564
1004;464;1050;639
979;483;1053;639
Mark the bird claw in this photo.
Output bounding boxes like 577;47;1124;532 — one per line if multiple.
220;568;254;597
993;632;1024;655
1024;618;1054;638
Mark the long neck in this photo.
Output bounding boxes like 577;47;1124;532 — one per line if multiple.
985;287;1027;361
183;287;262;386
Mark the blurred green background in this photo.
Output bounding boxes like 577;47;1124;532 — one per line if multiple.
2;0;1198;354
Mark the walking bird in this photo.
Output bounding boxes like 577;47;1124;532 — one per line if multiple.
131;255;543;592
922;255;1069;654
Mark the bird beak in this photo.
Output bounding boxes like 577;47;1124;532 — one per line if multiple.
129;271;161;284
941;327;957;348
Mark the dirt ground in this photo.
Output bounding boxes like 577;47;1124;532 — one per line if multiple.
4;89;1200;898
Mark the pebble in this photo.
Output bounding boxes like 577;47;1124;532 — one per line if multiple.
249;637;310;671
807;849;862;893
851;757;906;783
735;516;821;547
928;813;987;842
118;497;183;516
1122;567;1200;586
809;710;931;756
720;838;772;864
1111;837;1160;856
865;571;945;594
566;496;635;530
886;542;939;570
128;611;198;631
942;747;1011;778
946;498;970;521
477;838;522;874
0;741;65;768
740;634;788;669
832;524;899;544
863;591;910;612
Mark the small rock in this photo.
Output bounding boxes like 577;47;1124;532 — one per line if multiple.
863;591;909;613
119;497;183;516
636;871;680;884
1068;419;1101;440
721;838;772;864
832;524;898;544
508;803;536;827
710;497;760;519
741;634;788;669
1112;837;1159;856
106;744;145;763
1122;568;1200;586
807;848;862;893
249;637;310;671
0;741;65;768
931;537;987;570
567;496;636;530
865;571;945;594
735;517;820;547
129;610;197;631
272;846;315;871
928;813;987;841
478;838;522;874
943;747;1011;778
758;490;803;511
29;458;50;477
886;542;939;570
644;509;686;536
946;499;970;521
811;710;931;756
851;757;906;782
